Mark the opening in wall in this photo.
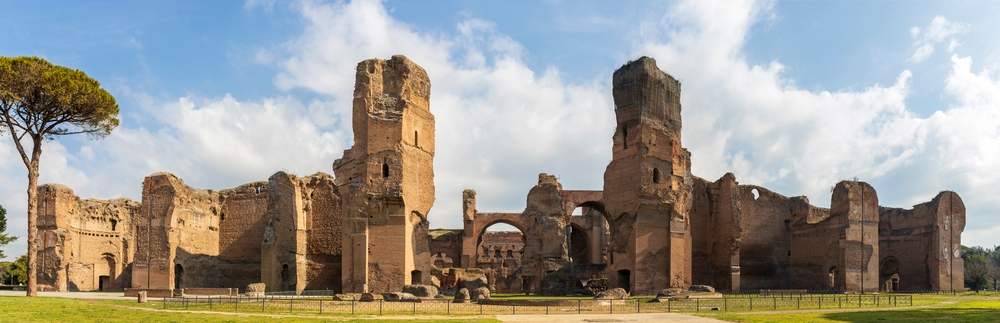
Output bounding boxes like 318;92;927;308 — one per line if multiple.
382;161;390;178
622;124;628;149
174;264;184;289
653;168;660;184
411;270;422;284
617;270;631;292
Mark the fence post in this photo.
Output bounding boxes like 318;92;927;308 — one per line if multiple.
610;300;613;314
668;298;672;312
351;300;355;314
819;295;822;309
210;297;213;310
413;302;416;315
578;300;581;314
290;299;293;314
749;297;752;311
481;302;484;315
236;296;239;312
697;298;700;311
858;294;861;308
797;296;800;309
448;300;450;314
262;297;265;312
164;297;167;310
773;297;776;310
320;300;323;314
185;297;189;310
545;302;548;315
637;299;640;313
380;300;383;315
724;298;727;311
512;304;515;315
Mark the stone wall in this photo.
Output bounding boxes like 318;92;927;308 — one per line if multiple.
262;172;343;293
879;191;965;291
35;184;138;291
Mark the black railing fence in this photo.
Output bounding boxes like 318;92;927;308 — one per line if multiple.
159;294;913;315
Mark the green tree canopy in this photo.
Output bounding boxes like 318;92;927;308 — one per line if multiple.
0;56;119;296
2;254;28;285
0;204;18;260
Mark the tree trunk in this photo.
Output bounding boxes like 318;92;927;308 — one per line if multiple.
25;138;41;297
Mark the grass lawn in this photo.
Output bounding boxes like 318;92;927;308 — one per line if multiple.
0;296;499;323
697;294;1000;323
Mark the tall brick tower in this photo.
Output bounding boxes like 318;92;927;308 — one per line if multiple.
603;57;693;295
334;55;435;293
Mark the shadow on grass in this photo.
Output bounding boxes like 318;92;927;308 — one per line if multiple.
822;307;1000;322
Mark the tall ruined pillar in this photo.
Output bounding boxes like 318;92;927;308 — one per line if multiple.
933;192;965;292
334;55;435;293
603;57;693;295
460;189;477;268
830;181;880;293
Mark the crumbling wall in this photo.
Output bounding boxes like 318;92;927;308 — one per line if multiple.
215;181;268;290
689;173;741;291
737;185;792;290
879;191;964;291
303;173;343;291
429;229;463;269
36;184;138;292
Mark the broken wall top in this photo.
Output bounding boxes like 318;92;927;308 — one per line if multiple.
612;56;682;136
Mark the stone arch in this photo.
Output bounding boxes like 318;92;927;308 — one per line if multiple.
880;256;900;292
475;219;527;250
97;254;116;291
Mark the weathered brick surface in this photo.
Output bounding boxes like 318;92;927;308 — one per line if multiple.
35;184;138;292
334;55;434;293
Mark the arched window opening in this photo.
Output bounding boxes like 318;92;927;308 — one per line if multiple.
110;219;117;231
281;264;290;287
828;266;837;290
652;168;660;184
382;162;390;178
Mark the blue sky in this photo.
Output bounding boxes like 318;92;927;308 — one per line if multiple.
2;0;999;261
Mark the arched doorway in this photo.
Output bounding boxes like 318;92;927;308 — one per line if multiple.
880;257;900;292
477;221;527;293
828;266;837;290
97;255;116;291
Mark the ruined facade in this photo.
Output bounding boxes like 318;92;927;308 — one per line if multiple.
333;55;435;293
35;184;138;291
36;55;963;295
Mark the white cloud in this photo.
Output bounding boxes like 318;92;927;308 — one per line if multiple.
636;0;1000;247
264;0;614;225
909;16;968;62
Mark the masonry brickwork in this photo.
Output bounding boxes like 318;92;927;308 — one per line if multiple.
35;55;964;296
333;55;435;293
35;184;138;292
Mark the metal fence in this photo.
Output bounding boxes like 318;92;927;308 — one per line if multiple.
159;294;913;315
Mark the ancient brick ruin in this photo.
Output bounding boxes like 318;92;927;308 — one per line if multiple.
35;55;964;295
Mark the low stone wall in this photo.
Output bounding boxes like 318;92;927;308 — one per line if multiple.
125;288;178;298
184;288;238;295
